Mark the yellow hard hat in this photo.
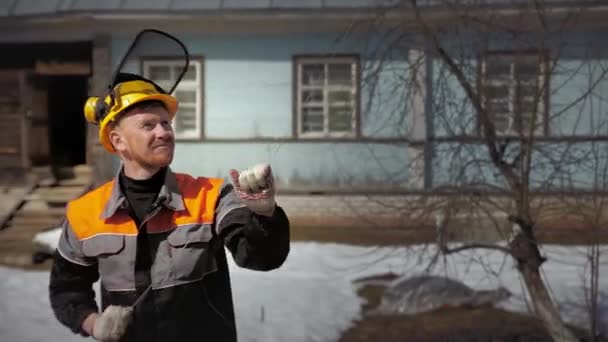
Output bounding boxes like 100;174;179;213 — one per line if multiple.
84;75;178;153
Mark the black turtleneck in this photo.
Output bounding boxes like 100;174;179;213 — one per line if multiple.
119;168;166;226
118;167;166;332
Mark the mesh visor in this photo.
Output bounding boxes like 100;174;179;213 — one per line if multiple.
111;29;190;95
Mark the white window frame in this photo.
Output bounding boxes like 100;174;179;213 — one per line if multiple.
142;58;203;140
295;56;359;138
481;52;547;136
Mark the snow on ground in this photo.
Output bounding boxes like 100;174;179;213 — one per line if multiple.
32;227;62;254
1;242;607;342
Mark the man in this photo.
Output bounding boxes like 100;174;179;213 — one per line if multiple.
48;72;290;341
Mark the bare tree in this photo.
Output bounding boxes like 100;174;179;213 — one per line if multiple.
564;142;608;340
339;1;608;341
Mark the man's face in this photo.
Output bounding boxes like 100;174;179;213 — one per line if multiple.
110;104;175;170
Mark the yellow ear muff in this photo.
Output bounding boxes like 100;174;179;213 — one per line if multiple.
84;97;100;124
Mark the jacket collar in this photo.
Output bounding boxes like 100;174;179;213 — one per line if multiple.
101;166;185;220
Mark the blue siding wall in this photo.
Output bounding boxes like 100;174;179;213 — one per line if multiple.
551;59;608;136
361;60;411;138
172;142;411;191
110;33;413;190
431;141;608;191
108;28;608;192
430;58;476;137
430;29;608;191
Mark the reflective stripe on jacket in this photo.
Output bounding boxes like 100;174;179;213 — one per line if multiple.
59;172;224;292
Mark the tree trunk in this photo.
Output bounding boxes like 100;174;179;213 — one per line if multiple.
512;231;578;342
520;265;578;342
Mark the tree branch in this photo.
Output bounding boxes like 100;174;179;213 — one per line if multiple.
440;243;512;255
409;0;522;193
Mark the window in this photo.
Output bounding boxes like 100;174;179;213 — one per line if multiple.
295;56;359;138
143;59;203;140
481;52;547;135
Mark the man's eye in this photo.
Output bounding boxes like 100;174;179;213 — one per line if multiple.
142;123;154;129
161;120;172;127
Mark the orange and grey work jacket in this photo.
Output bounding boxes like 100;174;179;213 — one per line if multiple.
49;168;290;342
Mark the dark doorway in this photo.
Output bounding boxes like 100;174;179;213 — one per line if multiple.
47;76;88;167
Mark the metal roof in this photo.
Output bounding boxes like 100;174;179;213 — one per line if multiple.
0;0;602;17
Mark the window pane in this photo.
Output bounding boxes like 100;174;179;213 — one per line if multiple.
302;107;324;133
519;112;534;132
174;89;196;103
493;113;513;133
175;107;197;133
302;64;325;86
328;106;352;132
485;58;511;79
153;81;172;94
148;65;171;81
483;52;545;136
519;99;539;114
484;85;509;99
302;90;323;104
487;100;509;115
179;119;197;128
328;90;352;104
516;60;540;77
298;58;359;136
176;64;197;81
178;103;196;109
328;63;352;85
519;83;539;97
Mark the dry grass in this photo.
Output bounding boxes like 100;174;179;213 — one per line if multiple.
340;284;605;342
290;224;608;246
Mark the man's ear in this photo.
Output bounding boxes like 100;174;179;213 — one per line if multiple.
109;127;125;152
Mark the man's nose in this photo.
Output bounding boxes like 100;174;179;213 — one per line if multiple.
155;123;174;139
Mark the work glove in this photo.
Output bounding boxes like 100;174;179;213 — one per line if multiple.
229;163;276;216
91;305;133;341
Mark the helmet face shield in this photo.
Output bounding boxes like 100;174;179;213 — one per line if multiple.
112;29;190;96
85;29;190;152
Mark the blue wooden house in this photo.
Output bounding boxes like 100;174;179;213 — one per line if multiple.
1;0;606;228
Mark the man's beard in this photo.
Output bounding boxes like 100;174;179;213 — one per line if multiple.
134;148;174;169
